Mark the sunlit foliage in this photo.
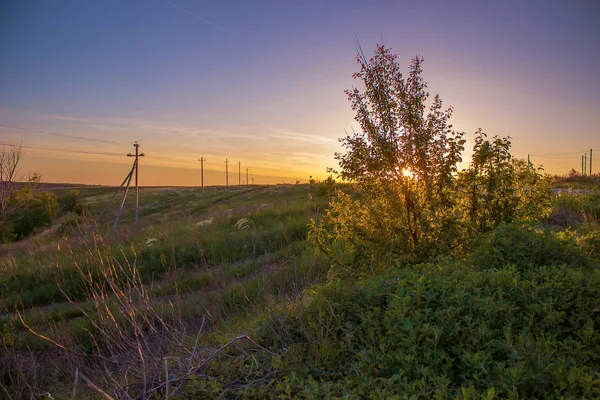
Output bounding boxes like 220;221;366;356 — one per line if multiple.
314;45;466;269
313;45;552;274
458;131;553;235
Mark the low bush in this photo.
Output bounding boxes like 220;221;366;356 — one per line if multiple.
0;190;59;242
469;223;595;271
189;261;600;398
578;222;600;259
59;189;86;216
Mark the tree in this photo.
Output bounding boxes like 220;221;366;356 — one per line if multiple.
458;131;552;233
0;143;23;217
0;147;60;243
311;44;552;276
6;187;58;241
313;44;466;272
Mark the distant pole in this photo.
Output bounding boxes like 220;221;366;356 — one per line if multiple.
582;154;585;176
584;153;587;176
224;158;229;187
590;149;593;176
127;142;145;226
246;167;249;186
198;154;206;195
238;160;241;186
252;177;254;185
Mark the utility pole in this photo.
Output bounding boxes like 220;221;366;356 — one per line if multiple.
112;170;133;231
584;153;587;176
252;177;254;185
224;158;229;187
198;154;206;196
590;149;593;176
582;154;585;176
246;167;249;186
127;142;145;226
96;162;134;228
238;160;241;186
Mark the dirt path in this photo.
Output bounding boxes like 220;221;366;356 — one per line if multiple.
0;252;294;321
0;186;275;320
0;213;76;257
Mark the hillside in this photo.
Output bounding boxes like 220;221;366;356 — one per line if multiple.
1;182;599;398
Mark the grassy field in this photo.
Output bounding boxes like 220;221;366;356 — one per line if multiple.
1;183;336;396
1;182;600;399
2;183;332;311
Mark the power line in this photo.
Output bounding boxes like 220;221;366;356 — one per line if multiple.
0;142;123;156
0;123;128;145
530;155;584;160
144;154;197;164
530;149;600;160
529;150;588;157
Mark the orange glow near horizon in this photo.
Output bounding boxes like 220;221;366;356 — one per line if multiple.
1;0;598;184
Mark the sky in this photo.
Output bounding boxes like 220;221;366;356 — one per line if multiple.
0;0;599;186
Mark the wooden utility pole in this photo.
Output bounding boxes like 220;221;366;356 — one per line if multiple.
584;154;587;176
127;142;145;226
198;154;206;195
96;164;133;225
246;167;249;186
582;154;585;176
238;161;241;186
224;158;229;187
590;149;593;176
112;171;133;231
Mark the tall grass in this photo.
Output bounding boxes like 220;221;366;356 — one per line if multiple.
0;185;331;398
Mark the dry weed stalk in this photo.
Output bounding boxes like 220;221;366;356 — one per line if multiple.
12;233;274;399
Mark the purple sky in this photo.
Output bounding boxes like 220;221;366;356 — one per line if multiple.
1;0;598;185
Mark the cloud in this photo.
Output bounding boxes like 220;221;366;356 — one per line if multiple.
39;112;257;140
1;108;336;178
269;128;337;146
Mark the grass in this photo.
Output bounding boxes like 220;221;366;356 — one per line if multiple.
0;184;335;398
551;173;600;189
0;184;330;341
3;182;598;398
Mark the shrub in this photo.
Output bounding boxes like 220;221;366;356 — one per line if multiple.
577;222;600;259
313;44;466;271
233;262;600;398
2;190;59;241
316;175;336;197
313;45;551;273
59;189;85;215
469;223;595;271
457;135;553;236
0;220;16;243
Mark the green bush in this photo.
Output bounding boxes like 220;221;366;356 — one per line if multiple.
1;190;59;241
469;223;595;271
59;189;86;215
312;45;552;273
221;262;600;399
0;220;17;243
316;175;336;197
578;222;600;259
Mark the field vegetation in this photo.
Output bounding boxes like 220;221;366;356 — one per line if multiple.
1;44;599;399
